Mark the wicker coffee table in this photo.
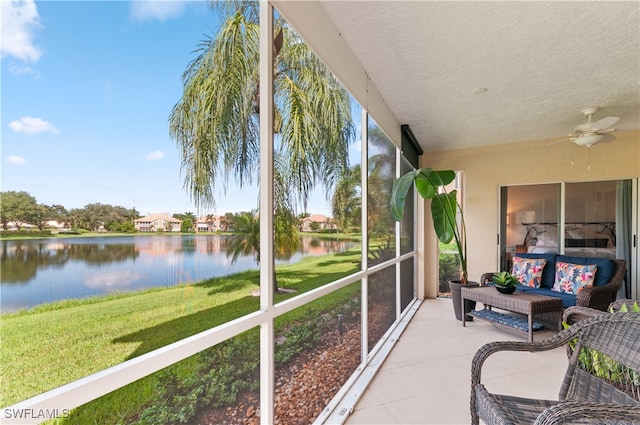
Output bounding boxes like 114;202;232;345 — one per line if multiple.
461;286;563;342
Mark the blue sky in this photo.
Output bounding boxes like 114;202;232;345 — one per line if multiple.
2;0;356;217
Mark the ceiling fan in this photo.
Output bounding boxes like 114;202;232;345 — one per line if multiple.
548;106;619;148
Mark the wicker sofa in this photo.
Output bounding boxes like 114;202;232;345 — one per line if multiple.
481;253;626;311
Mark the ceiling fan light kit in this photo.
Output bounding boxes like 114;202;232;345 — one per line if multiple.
573;133;616;147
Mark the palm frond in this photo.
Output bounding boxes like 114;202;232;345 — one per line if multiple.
170;4;354;212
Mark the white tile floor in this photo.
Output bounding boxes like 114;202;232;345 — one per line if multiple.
344;298;568;424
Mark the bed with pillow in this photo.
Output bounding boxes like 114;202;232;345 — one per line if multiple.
481;253;626;311
523;222;616;259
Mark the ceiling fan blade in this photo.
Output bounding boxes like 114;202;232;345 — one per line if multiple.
592;116;620;130
577;116;620;133
544;137;572;147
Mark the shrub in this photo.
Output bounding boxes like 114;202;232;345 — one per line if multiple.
439;252;459;293
137;316;323;424
0;229;52;238
275;318;321;365
137;334;259;424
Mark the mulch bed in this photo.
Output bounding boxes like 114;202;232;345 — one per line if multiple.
193;303;394;425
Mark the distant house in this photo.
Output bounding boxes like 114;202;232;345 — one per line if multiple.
45;220;67;229
299;214;336;232
134;214;182;232
4;222;35;231
195;215;222;232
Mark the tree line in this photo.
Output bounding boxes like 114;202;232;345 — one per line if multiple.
0;191;142;232
0;190;367;235
0;191;212;233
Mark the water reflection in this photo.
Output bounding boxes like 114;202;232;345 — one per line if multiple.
1;241;139;283
84;270;144;290
0;235;356;311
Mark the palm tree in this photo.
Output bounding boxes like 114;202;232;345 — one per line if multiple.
225;156;301;289
331;125;395;237
273;153;301;260
168;1;355;211
332;164;361;233
367;155;394;240
226;206;296;291
226;211;261;263
227;204;300;262
205;214;216;232
366;127;396;241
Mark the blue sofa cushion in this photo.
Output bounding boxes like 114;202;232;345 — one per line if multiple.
556;255;616;287
470;309;546;331
515;286;577;308
514;253;557;288
514;285;534;293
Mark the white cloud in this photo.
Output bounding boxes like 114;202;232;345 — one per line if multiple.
144;150;165;160
9;116;59;135
1;0;43;62
130;0;187;22
6;155;27;165
8;62;37;76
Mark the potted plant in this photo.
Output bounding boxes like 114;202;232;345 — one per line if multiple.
391;167;477;321
491;271;519;294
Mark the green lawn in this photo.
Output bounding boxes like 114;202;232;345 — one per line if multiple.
1;248;362;423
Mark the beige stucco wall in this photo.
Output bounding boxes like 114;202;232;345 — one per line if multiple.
420;129;640;298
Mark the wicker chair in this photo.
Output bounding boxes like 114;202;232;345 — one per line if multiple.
471;313;640;425
563;299;638;325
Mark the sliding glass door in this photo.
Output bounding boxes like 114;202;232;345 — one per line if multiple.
500;183;560;271
500;180;634;297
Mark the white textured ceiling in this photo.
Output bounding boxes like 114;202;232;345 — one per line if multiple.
320;1;640;152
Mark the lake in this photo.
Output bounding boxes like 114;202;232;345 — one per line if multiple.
0;235;358;312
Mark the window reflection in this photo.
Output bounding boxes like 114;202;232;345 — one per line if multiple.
565;181;618;259
501;184;560;269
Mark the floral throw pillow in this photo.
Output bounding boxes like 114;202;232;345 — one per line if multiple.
512;257;547;288
552;262;598;295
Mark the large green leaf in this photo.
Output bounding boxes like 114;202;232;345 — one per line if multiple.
431;191;458;244
414;168;454;200
414;173;437;200
420;168;455;187
391;168;457;222
390;170;419;221
390;167;467;282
